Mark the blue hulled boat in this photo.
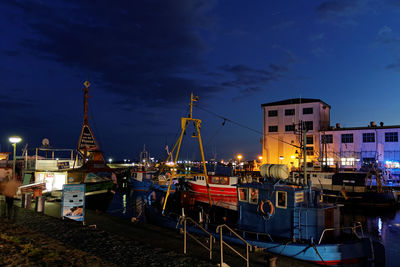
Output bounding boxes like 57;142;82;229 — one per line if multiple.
146;164;385;266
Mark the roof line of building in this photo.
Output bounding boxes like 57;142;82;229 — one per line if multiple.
261;98;331;108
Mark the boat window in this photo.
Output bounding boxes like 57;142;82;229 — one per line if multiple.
212;176;220;184
221;177;229;185
249;188;258;204
276;191;287;209
238;188;248;202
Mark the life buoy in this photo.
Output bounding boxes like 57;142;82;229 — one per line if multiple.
258;199;274;219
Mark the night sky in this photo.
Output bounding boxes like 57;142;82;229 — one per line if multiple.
1;0;400;161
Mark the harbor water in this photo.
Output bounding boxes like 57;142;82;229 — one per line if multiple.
107;187;400;266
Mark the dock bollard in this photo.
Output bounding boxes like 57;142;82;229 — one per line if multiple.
266;255;277;267
24;193;32;209
35;196;45;212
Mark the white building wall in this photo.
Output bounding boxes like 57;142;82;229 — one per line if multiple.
262;100;330;167
323;126;400;169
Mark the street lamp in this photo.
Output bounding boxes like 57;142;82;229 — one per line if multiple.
9;136;22;180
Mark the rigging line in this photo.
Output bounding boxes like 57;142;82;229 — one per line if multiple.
196;104;300;149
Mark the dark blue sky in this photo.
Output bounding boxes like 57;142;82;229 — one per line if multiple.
1;0;400;161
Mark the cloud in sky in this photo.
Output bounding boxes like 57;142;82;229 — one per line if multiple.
1;0;218;110
315;0;371;24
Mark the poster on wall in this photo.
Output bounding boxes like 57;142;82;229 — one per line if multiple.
61;184;85;222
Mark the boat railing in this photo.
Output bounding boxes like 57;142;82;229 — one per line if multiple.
318;222;364;245
216;224;252;267
178;215;215;260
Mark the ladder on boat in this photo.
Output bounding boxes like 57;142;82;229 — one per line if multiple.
293;209;307;240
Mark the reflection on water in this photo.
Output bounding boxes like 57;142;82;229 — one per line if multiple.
107;189;147;222
341;206;400;266
107;188;400;266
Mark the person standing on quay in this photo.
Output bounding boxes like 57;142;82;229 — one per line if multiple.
1;177;20;220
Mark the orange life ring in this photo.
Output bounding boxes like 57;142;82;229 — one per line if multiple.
259;199;274;219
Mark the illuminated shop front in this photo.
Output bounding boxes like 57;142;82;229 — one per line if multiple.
35;171;67;191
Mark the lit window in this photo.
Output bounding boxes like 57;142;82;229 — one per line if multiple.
341;158;355;166
238;188;248;202
322;158;334;166
276;191;287;209
249;188;258;204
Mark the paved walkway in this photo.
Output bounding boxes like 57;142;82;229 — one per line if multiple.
10;196;315;267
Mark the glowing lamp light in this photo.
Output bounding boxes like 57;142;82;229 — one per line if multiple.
279;156;284;160
9;136;22;144
108;158;113;163
258;156;263;161
237;154;243;161
291;155;296;159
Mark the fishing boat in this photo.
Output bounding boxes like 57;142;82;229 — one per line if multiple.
128;168;157;191
189;174;238;197
298;169;400;207
146;164;385;266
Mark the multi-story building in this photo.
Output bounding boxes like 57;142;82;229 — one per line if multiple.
322;123;400;170
261;98;331;169
261;98;400;171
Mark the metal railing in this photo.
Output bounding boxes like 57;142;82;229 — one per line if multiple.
216;224;252;267
178;216;215;260
318;222;364;244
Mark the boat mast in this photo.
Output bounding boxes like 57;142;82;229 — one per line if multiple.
77;81;102;163
162;93;213;213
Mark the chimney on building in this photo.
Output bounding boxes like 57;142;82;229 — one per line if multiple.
370;121;376;127
380;121;384;127
336;123;341;129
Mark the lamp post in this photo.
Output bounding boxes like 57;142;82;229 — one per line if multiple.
9;136;22;180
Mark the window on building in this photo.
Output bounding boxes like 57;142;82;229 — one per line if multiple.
268;110;278;117
285;109;295;116
238;188;248;202
306;136;314;144
269;126;278;132
385;132;398;142
276;191;287;209
362;133;375;143
322;134;333;144
304;121;313;131
341;134;353;143
341;158;355;166
322;158;334;166
303;107;313;114
306;146;314;156
249;188;258;204
285;124;295;132
362;157;376;166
